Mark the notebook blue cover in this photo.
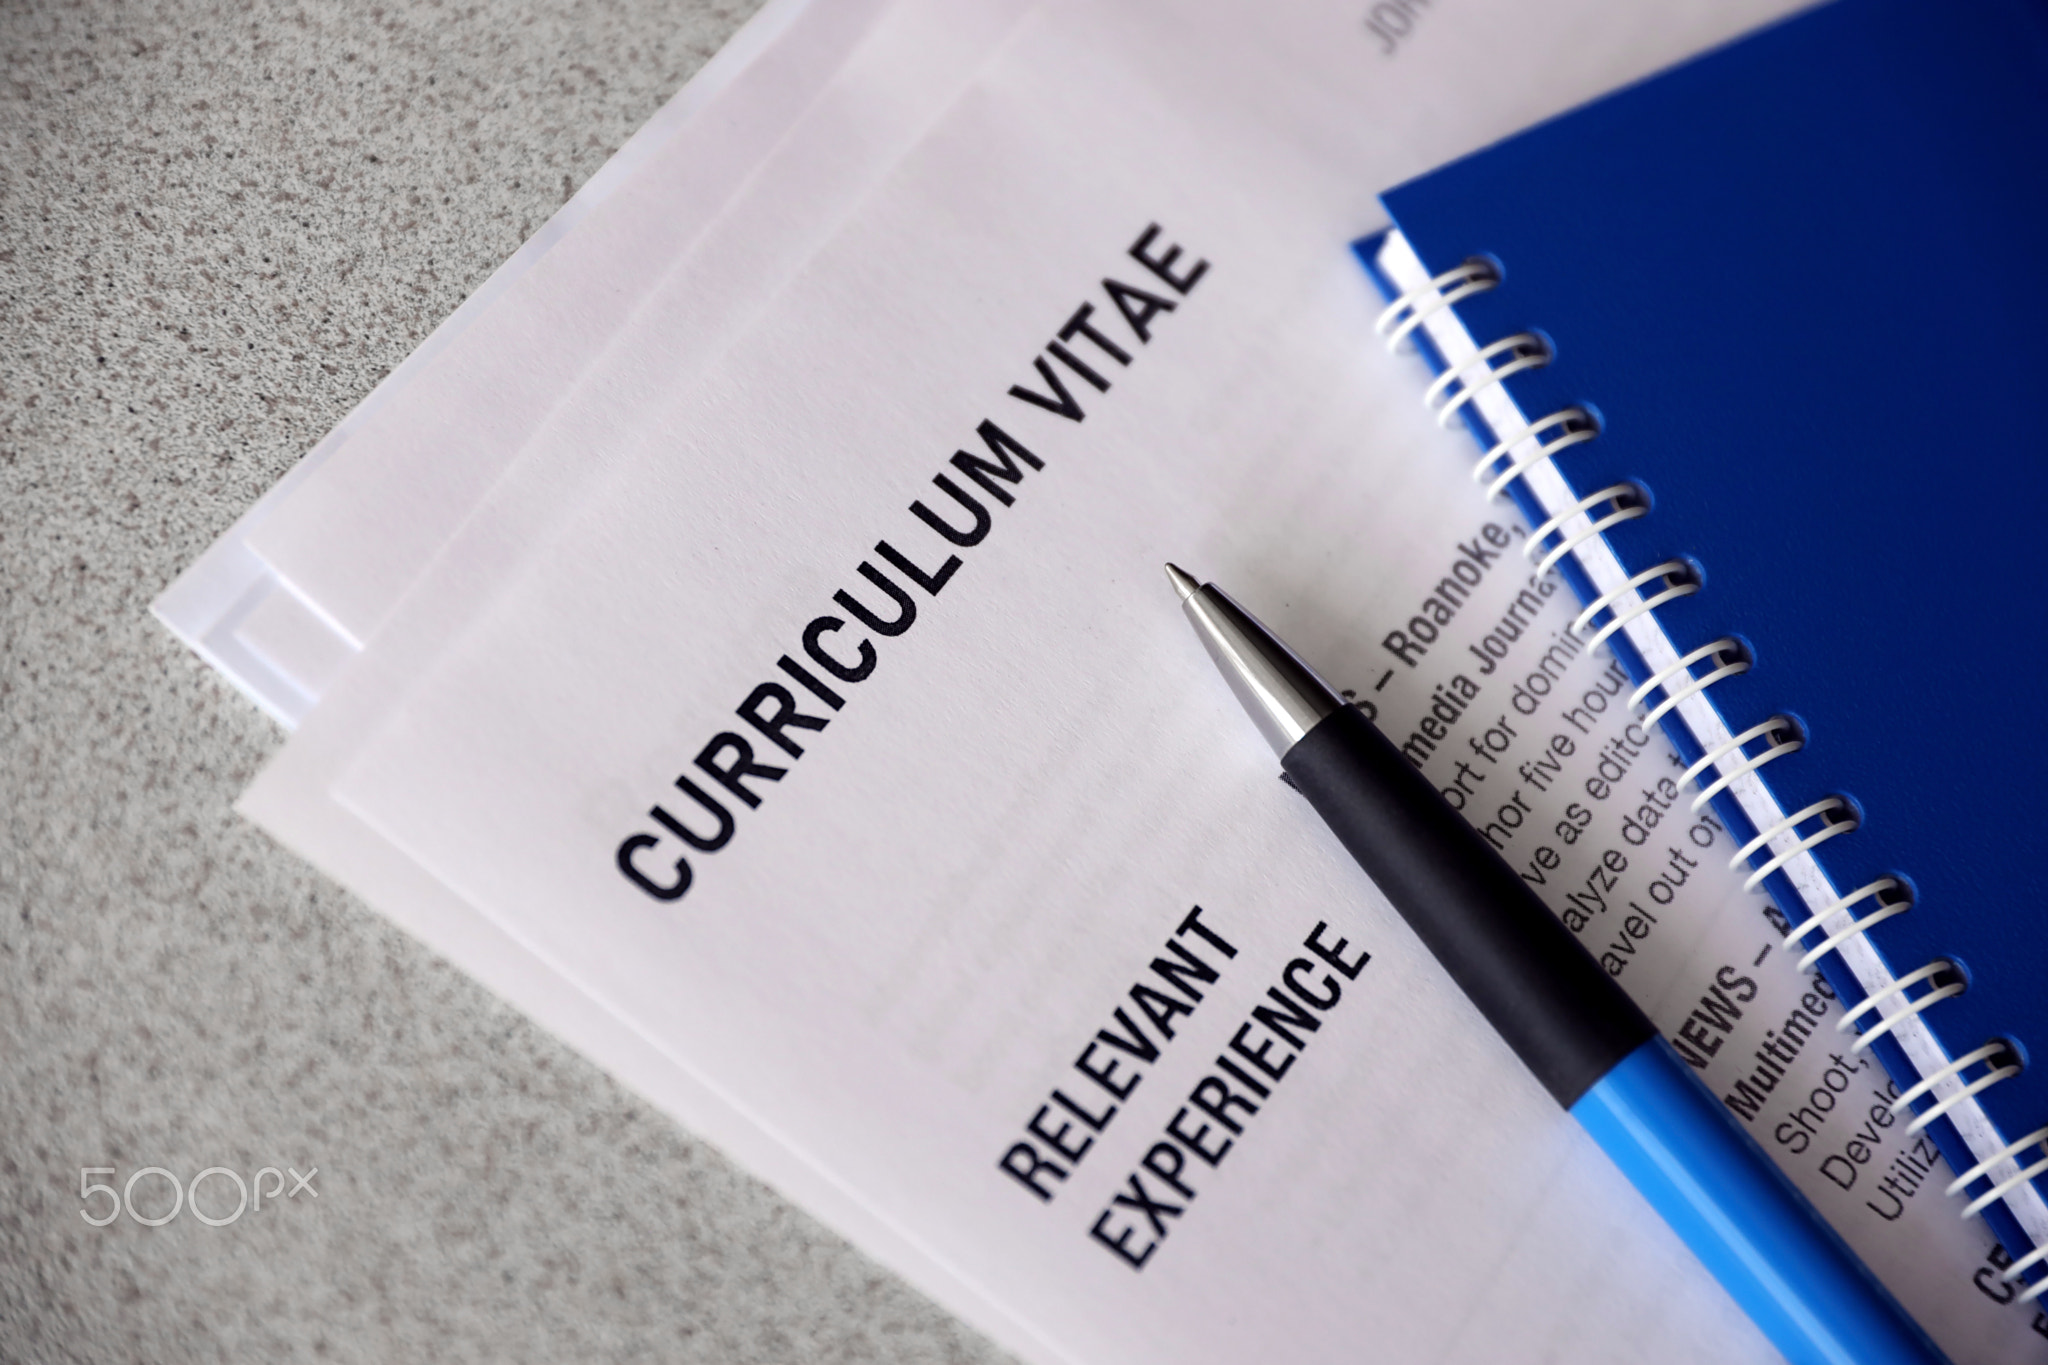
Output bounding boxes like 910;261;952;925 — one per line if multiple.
1364;0;2048;1284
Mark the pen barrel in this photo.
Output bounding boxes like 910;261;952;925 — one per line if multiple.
1282;704;1652;1106
1284;708;1948;1364
1576;1038;1947;1365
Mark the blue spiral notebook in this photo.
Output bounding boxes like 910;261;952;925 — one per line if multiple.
1358;0;2048;1297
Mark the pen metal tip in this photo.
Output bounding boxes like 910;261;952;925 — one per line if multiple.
1164;563;1200;602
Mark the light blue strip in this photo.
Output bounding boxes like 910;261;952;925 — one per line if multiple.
1573;1038;1947;1365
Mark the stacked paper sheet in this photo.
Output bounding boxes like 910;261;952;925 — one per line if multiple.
154;2;2048;1361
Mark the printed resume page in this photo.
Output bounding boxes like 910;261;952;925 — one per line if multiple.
244;1;2043;1361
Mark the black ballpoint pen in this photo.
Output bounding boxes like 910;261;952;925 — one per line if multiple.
1166;563;1943;1365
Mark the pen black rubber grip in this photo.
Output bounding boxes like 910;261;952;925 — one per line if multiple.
1281;704;1654;1107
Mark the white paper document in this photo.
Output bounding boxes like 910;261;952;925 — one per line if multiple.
236;0;1035;653
146;0;863;722
153;0;1012;725
233;0;2048;1360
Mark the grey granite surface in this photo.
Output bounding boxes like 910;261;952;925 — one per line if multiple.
0;2;1010;1361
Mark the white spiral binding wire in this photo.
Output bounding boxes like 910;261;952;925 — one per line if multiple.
1377;258;1500;352
1679;717;1804;812
1971;1146;2048;1223
2004;1237;2048;1304
1782;877;1910;971
1729;795;1857;892
2004;1238;2048;1304
1526;484;1647;575
1952;1126;2048;1220
1400;296;2041;1249
1476;407;1599;500
1572;560;1699;652
1630;637;1749;730
1836;960;1967;1053
1424;333;1550;428
1891;1042;2023;1135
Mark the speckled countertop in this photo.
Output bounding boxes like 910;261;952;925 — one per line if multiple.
0;3;1007;1360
